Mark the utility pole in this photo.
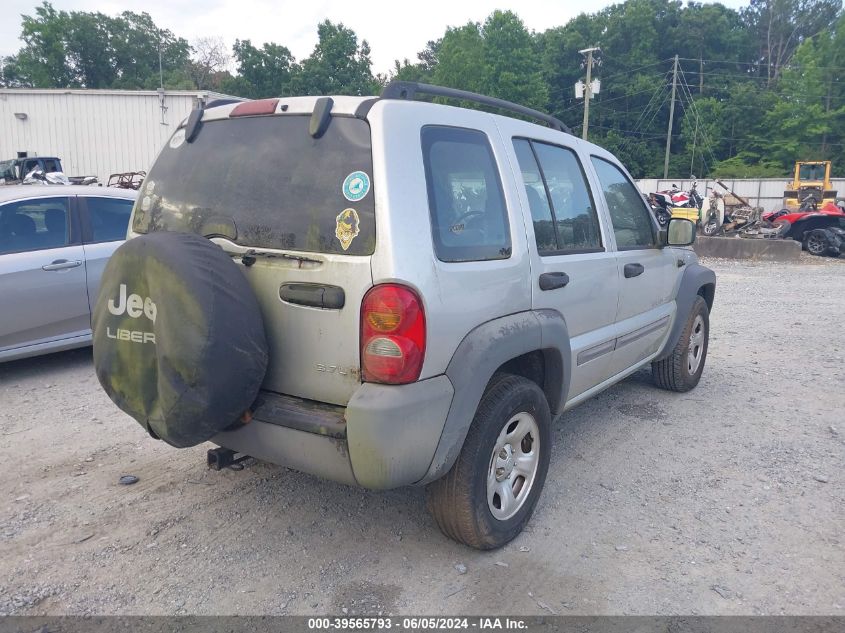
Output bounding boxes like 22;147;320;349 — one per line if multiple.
578;47;600;140
699;55;704;94
663;54;679;180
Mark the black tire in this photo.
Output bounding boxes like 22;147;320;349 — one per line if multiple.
703;220;720;236
652;296;709;393
804;229;831;256
773;219;792;238
426;374;551;550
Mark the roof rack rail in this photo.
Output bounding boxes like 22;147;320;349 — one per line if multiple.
380;81;571;134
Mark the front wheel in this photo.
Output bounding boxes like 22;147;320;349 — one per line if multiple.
652;296;709;392
426;374;551;550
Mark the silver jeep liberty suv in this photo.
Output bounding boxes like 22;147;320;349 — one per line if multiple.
93;82;715;550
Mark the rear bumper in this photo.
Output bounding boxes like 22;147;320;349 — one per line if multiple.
211;374;454;489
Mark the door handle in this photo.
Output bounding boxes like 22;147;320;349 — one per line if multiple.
623;263;645;278
539;272;570;291
42;259;82;271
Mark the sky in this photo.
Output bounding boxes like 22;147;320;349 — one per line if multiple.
1;0;749;76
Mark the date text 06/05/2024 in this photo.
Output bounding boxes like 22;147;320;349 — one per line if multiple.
307;617;529;630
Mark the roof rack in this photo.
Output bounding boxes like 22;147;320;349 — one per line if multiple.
380;81;571;134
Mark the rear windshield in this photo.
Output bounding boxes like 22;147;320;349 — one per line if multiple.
132;114;375;255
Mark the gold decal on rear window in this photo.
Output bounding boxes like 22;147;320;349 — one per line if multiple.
335;208;360;251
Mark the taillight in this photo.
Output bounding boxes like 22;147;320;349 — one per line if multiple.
361;284;426;384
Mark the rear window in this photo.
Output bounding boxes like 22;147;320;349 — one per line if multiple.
421;126;511;262
132;115;375;255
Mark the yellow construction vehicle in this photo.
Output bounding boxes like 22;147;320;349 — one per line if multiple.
783;161;837;210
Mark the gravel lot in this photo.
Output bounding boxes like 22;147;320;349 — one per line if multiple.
1;255;843;616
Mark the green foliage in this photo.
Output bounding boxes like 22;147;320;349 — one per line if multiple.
222;39;296;98
427;11;547;112
294;20;378;96
1;2;191;89
711;155;786;178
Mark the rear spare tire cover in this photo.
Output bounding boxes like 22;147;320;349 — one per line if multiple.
92;231;268;447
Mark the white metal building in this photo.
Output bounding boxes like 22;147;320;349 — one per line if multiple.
0;88;241;183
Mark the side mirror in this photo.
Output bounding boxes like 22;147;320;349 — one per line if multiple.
663;218;696;247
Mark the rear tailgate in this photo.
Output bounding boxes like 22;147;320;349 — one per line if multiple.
130;110;376;405
234;252;372;405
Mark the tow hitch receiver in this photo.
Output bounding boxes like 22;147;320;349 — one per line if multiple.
207;447;250;471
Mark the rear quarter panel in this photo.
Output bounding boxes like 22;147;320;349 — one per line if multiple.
368;100;533;379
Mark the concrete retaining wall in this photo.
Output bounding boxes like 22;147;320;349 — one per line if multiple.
693;236;802;262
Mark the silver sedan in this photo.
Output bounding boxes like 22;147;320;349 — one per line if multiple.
0;185;138;362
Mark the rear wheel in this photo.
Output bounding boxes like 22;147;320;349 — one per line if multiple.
652;296;709;393
426;374;551;550
805;229;831;256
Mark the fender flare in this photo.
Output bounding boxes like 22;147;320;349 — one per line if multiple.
657;262;716;360
417;310;571;484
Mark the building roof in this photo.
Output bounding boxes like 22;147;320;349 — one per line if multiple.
0;88;243;101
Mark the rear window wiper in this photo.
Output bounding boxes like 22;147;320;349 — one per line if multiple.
240;249;322;267
211;237;322;267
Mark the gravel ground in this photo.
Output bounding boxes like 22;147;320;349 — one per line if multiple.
0;254;843;616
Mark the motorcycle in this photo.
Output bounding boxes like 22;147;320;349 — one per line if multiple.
649;180;703;227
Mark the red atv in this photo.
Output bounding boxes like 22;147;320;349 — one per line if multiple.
763;202;845;257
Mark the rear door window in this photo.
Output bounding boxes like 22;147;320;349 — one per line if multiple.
422;126;511;262
0;197;70;254
83;197;133;243
513;139;602;254
132;115;375;256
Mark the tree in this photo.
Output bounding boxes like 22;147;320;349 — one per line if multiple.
761;13;845;171
432;12;546;110
110;11;191;89
480;11;547;111
431;23;486;95
295;21;377;96
0;2;191;89
188;37;230;90
741;0;842;84
222;39;296;98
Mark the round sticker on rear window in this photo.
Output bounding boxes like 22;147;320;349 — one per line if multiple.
342;171;370;202
169;129;185;149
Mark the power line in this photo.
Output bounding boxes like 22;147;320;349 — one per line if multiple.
594;58;673;84
677;57;845;73
677;66;719;172
558;82;666;115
